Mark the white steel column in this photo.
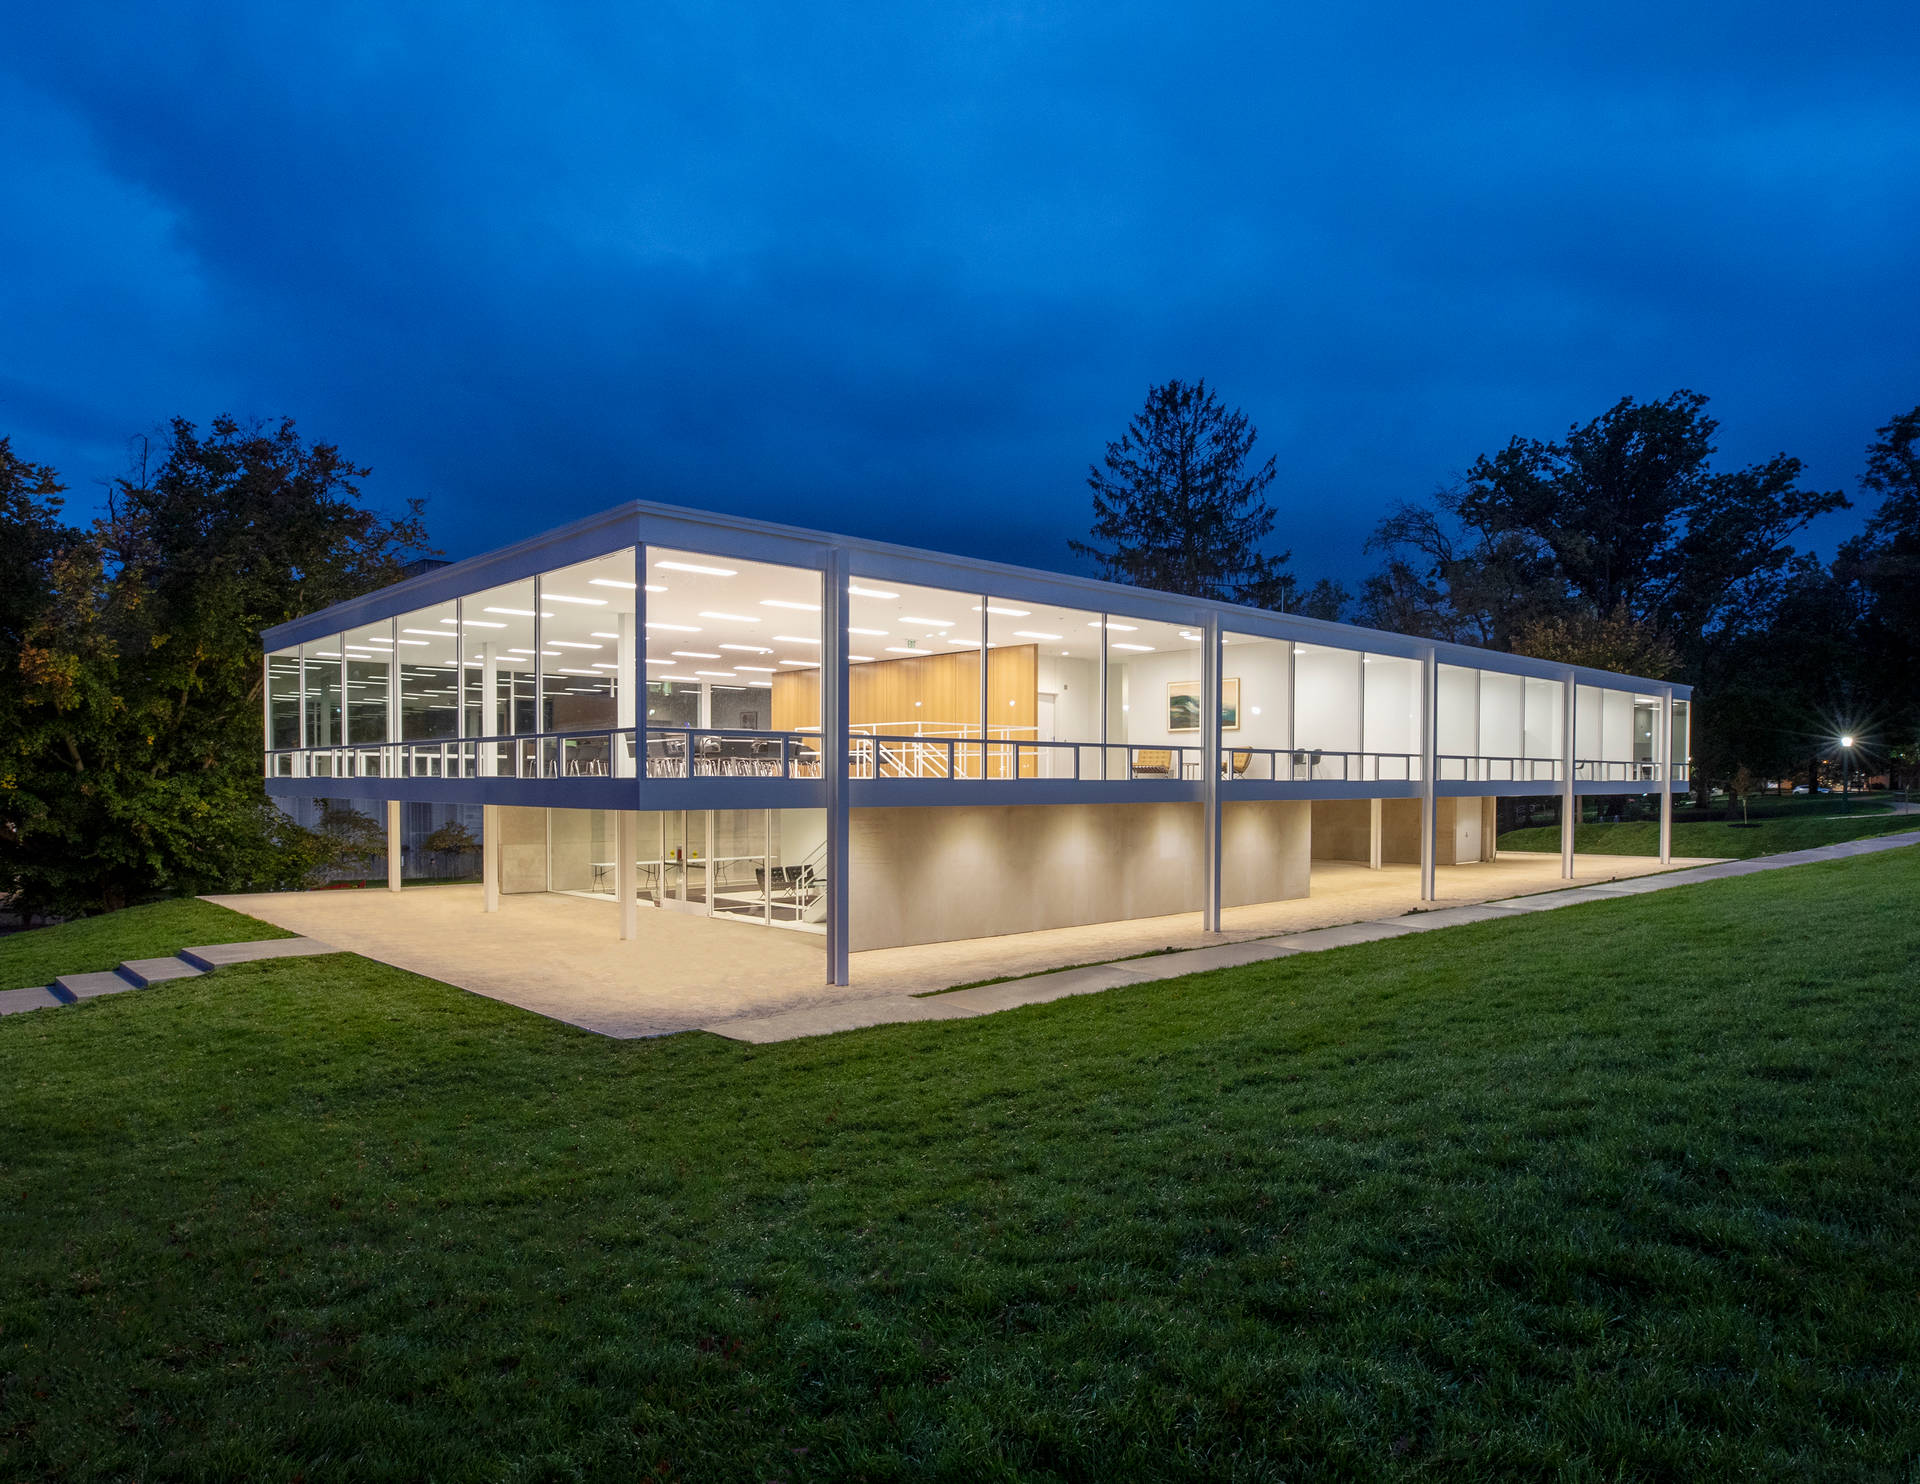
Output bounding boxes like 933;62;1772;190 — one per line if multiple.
1561;671;1577;879
823;547;852;986
386;799;402;893
1097;614;1109;780
482;804;500;912
1419;647;1437;902
617;808;638;940
615;612;636;777
978;594;990;778
1369;797;1383;870
1202;612;1223;932
386;616;400;776
633;541;648;781
1658;686;1674;865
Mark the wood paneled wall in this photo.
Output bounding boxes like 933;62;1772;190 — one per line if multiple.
771;644;1038;739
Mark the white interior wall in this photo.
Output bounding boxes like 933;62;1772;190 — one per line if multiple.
1361;655;1420;757
1436;665;1479;756
1035;654;1099;742
1223;638;1290;751
1293;645;1361;752
1524;677;1563;758
1575;684;1603;759
1477;671;1525;759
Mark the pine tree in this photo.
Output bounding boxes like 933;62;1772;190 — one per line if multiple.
1071;379;1293;606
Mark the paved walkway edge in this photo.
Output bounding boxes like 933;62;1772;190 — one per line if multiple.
702;830;1920;1043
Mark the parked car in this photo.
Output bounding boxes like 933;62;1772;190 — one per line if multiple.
1790;785;1832;795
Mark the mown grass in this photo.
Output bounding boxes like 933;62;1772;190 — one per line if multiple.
0;898;292;990
3;848;1918;1480
1500;809;1919;860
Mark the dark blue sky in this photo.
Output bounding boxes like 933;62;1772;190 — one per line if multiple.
4;3;1916;586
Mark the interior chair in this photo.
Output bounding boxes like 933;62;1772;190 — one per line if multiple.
1130;747;1174;779
1222;749;1252;778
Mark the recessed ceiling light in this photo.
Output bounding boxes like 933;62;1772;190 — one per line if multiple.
848;584;897;599
1088;620;1138;631
459;619;507;629
760;599;819;612
849;654;874;662
735;664;775;672
590;631;621;639
484;607;553;618
974;604;1029;616
655;559;735;576
883;646;921;654
556;668;599;676
779;659;818;667
699;611;759;623
694;670;736;678
645;622;701;633
309;650;341;657
548;641;602;650
591;663;619;670
847;627;887;636
746;680;772;688
672;651;721;659
401;629;446;637
589;578;637;589
395;639;428;646
544;594;607;606
902;616;953;627
645;583;666;593
1110;642;1154;652
645;658;675;666
773;635;820;645
1013;630;1061;640
719;644;773;653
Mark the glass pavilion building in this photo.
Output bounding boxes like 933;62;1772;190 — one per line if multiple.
262;500;1691;985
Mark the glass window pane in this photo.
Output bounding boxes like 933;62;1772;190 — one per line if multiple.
267;647;301;750
396;599;460;742
343;621;393;745
1292;642;1362;754
303;637;343;748
986;597;1101;778
1101;614;1208;780
465;577;538;736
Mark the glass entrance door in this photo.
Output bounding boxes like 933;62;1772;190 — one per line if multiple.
659;810;709;913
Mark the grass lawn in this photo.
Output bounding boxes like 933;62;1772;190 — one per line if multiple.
0;898;293;991
1499;807;1919;860
3;850;1918;1480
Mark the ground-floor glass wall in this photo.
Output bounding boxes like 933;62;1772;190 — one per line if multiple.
538;806;826;931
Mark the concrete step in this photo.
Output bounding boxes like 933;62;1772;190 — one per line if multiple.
118;956;205;988
51;969;141;1003
178;937;334;972
0;985;63;1015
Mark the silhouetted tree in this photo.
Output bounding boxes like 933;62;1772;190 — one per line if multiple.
1;417;431;914
1073;379;1294;607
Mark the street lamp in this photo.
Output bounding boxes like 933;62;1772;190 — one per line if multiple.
1840;735;1856;811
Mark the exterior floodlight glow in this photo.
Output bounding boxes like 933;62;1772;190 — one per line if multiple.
1841;734;1855;747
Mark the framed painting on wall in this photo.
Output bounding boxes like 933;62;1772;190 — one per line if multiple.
1167;678;1240;732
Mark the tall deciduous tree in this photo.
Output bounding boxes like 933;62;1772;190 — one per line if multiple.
1072;379;1295;607
1;417;430;915
1845;407;1920;740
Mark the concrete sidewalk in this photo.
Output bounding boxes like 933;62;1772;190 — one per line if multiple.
702;829;1920;1043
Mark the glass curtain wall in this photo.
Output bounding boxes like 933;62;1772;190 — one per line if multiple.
395;600;459;775
1216;630;1293;779
985;597;1102;778
1102;614;1204;780
1672;700;1691;782
846;576;979;777
646;546;820;778
343;620;394;765
464;577;537;775
1292;643;1363;777
536;551;634;778
303;634;344;772
1523;677;1564;777
1361;653;1421;780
